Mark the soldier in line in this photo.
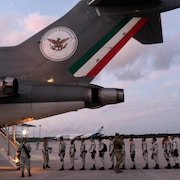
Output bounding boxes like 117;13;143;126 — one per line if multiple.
42;137;50;169
108;136;114;170
142;137;149;169
151;137;160;169
98;137;105;170
89;137;96;170
69;139;76;170
113;133;123;173
17;138;32;177
58;136;66;170
80;138;87;170
170;136;179;168
163;136;171;169
120;135;126;170
129;137;136;169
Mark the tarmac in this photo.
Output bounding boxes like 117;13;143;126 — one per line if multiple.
0;138;180;180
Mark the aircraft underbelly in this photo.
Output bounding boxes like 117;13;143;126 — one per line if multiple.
31;101;85;119
0;102;84;127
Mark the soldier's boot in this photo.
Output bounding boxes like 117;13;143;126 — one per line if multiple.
116;169;122;173
90;165;96;170
46;164;50;168
28;171;32;177
121;165;125;170
80;166;85;170
143;164;149;169
165;164;171;169
69;166;74;170
154;164;160;169
114;165;122;173
99;167;105;170
114;165;118;172
131;165;136;170
21;172;24;178
173;163;179;169
59;166;64;170
109;165;114;170
113;165;118;171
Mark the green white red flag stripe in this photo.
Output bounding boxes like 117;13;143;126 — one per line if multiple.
70;17;148;77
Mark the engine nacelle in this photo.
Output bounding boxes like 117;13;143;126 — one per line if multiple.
85;87;124;108
0;77;18;97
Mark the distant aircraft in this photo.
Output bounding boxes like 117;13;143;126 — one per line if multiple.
0;0;180;127
55;126;104;140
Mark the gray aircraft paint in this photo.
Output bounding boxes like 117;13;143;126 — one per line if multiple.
0;0;180;127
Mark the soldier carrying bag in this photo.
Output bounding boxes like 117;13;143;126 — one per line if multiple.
22;144;31;159
102;144;107;152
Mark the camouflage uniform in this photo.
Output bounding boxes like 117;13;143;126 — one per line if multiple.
58;137;66;170
80;138;87;170
163;137;171;169
42;138;50;169
109;137;114;169
120;136;126;169
89;138;96;170
17;138;31;177
129;137;136;169
151;137;159;169
170;136;179;168
113;133;123;173
98;138;105;170
142;138;148;169
69;139;76;170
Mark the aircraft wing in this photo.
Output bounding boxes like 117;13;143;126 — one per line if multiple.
80;133;93;139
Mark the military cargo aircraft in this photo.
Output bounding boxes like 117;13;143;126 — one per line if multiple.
0;0;180;127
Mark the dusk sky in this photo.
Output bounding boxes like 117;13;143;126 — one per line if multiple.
0;0;180;137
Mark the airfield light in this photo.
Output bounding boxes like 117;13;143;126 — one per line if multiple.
22;129;28;136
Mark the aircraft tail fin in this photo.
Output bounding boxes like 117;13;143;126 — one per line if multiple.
2;1;164;84
97;126;104;134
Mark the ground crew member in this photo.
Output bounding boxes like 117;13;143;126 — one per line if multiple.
109;136;114;170
89;137;96;170
17;138;32;177
142;137;148;169
42;137;50;169
98;137;105;170
80;138;87;170
58;136;66;170
170;136;179;168
120;135;126;170
113;133;123;173
129;137;136;169
151;137;160;169
69;139;76;170
163;136;171;169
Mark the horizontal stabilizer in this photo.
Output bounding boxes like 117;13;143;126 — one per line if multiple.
133;14;163;44
88;0;180;15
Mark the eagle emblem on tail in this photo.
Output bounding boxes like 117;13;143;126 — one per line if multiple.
47;37;70;51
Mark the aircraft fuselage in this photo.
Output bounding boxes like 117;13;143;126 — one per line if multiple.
0;0;180;127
